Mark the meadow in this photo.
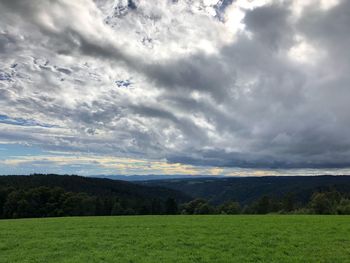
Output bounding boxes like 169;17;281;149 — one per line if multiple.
1;215;350;263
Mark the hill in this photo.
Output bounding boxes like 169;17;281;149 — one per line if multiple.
0;174;190;218
94;174;219;181
3;175;350;218
0;174;189;201
139;176;350;205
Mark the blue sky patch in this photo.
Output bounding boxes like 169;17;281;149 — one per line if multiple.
115;79;132;88
0;115;57;128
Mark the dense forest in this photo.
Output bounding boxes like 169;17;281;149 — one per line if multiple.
0;174;189;218
141;176;350;205
179;190;350;215
1;175;350;218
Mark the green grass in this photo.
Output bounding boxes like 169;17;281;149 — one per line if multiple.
1;215;350;263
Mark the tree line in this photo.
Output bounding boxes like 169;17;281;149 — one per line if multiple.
0;186;181;219
0;174;189;219
1;185;350;219
179;190;350;215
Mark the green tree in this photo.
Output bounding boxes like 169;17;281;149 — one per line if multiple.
62;193;96;216
337;198;350;214
165;198;178;215
282;192;296;212
111;201;124;215
219;201;241;214
309;191;341;214
181;199;207;214
151;198;163;214
194;203;214;214
255;196;271;214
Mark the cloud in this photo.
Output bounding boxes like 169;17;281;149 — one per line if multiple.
0;114;57;128
0;0;350;173
2;151;350;176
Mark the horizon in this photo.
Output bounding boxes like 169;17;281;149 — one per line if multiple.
1;0;350;176
3;173;350;180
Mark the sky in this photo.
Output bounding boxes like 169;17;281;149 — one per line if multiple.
0;0;350;176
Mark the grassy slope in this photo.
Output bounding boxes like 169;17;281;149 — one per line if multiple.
1;215;350;263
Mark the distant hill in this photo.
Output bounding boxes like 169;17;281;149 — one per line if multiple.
139;176;350;205
0;174;189;202
2;174;350;218
0;174;192;219
93;174;221;181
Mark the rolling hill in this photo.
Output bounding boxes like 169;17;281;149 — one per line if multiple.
0;174;189;202
140;176;350;205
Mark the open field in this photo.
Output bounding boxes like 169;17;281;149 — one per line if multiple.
1;215;350;263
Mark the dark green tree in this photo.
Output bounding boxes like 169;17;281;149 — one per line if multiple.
219;201;241;214
151;198;163;214
255;196;271;214
309;191;341;214
194;203;214;214
181;199;207;214
111;201;124;215
282;192;296;212
337;198;350;214
165;197;178;214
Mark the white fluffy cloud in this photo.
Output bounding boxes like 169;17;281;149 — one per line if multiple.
1;0;350;173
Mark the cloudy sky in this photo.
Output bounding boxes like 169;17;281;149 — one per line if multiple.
0;0;349;176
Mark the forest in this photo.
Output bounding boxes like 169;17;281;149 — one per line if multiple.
1;174;350;218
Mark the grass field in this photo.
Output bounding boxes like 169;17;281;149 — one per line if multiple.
1;215;350;263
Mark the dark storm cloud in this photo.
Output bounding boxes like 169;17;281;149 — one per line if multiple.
140;53;235;102
0;32;17;53
244;2;294;50
298;0;350;68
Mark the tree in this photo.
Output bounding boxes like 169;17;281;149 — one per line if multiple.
219;201;241;214
309;191;341;214
194;203;214;214
95;198;106;216
282;192;296;212
0;187;12;218
165;198;178;215
255;196;271;214
181;199;207;214
3;190;25;218
337;198;350;214
151;198;163;214
62;193;96;216
111;201;124;215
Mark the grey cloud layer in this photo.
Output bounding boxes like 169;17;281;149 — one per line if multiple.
1;0;350;169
